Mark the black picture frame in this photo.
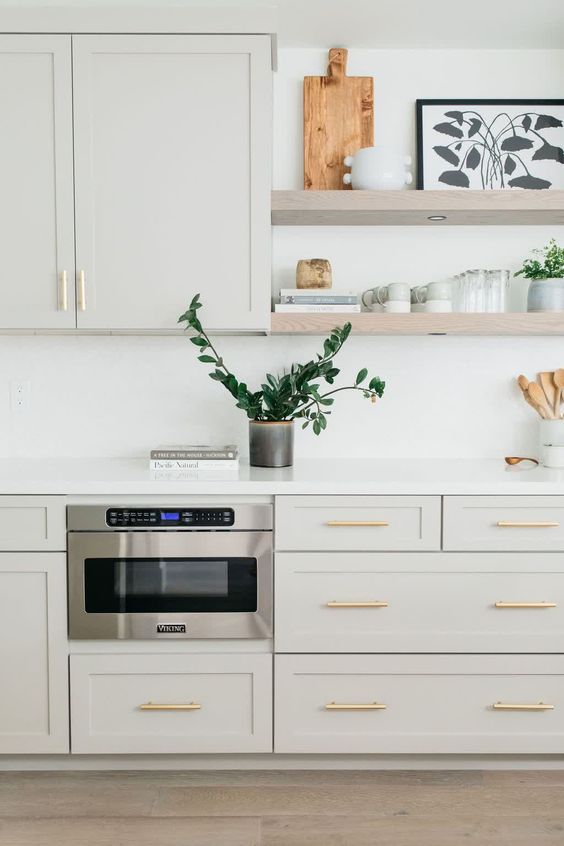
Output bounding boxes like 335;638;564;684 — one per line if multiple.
416;99;564;190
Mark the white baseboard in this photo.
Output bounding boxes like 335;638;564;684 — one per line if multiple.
1;753;564;771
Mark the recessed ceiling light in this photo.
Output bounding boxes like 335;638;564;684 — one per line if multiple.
427;215;447;221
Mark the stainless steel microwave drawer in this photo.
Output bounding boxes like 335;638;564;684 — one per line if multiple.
275;496;441;551
275;654;564;754
444;496;564;551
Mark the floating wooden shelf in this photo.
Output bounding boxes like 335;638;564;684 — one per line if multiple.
272;190;564;226
270;312;564;336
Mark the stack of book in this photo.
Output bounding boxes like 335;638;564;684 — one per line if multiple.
149;445;239;480
274;288;360;313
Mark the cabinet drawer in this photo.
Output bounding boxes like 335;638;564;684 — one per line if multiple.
70;653;272;754
444;496;564;551
0;496;65;551
275;654;564;754
275;496;441;551
275;552;564;653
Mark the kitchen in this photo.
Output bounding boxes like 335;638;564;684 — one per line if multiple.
1;1;564;844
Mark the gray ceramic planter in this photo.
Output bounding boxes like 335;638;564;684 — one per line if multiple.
527;278;564;312
249;420;294;467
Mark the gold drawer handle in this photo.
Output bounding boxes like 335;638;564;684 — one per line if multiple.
59;270;68;311
496;521;559;528
327;600;389;608
325;701;387;711
139;702;201;711
326;521;389;527
78;269;86;311
493;702;554;711
495;601;556;609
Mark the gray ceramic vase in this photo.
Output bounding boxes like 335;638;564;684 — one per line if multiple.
249;420;294;467
527;278;564;312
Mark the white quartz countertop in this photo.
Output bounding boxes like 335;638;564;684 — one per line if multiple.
1;457;564;496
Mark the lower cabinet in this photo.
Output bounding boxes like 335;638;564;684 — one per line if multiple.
0;553;69;753
275;654;564;755
70;653;272;754
275;552;564;653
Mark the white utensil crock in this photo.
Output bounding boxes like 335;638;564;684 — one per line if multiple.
539;419;564;467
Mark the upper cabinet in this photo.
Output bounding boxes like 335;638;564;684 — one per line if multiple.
0;36;75;329
0;34;272;332
72;35;271;331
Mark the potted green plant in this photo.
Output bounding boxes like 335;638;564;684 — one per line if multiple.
515;239;564;312
179;294;385;467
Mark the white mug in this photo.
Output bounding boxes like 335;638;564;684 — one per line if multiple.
362;284;410;309
427;281;452;301
424;300;452;313
385;300;410;313
387;283;410;302
361;286;384;309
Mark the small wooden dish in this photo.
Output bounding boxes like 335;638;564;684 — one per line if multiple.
504;456;539;466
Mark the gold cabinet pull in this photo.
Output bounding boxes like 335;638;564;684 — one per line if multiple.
325;701;387;711
495;601;556;609
327;600;389;608
492;702;554;711
59;270;68;311
496;521;559;528
78;269;86;311
139;702;201;711
325;521;389;527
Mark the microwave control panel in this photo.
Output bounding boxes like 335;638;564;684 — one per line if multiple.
106;508;235;527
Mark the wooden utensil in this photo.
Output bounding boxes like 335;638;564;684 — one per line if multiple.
517;375;542;416
304;48;374;190
527;381;551;419
505;456;539;466
517;374;530;393
539;371;557;413
553;368;564;417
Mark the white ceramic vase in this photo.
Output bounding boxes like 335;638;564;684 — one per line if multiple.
527;278;564;312
343;147;413;190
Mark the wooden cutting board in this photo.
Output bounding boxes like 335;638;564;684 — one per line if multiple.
304;48;374;190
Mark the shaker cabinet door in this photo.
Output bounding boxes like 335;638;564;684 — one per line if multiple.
72;35;271;331
0;36;75;328
0;554;69;753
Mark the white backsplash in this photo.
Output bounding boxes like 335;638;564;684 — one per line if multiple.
0;332;558;459
2;45;564;460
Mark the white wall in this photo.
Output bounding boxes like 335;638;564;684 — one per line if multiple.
1;47;563;460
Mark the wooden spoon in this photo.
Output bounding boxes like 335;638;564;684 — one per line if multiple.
539;371;557;413
505;456;539;466
517;375;542;416
553;368;564;417
517;374;530;393
527;381;551;419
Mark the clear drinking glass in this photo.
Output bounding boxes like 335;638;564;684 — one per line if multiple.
463;269;486;312
452;273;466;311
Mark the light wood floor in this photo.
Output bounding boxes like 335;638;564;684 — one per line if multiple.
0;770;563;845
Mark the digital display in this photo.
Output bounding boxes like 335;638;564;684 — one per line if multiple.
161;512;180;521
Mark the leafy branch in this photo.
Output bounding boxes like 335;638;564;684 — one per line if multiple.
515;239;564;280
178;294;385;435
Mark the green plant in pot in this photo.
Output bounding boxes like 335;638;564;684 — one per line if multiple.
515;239;564;312
179;294;385;467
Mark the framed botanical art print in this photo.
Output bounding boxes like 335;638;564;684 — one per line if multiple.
416;99;564;190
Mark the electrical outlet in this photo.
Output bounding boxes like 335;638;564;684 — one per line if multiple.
10;380;31;413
